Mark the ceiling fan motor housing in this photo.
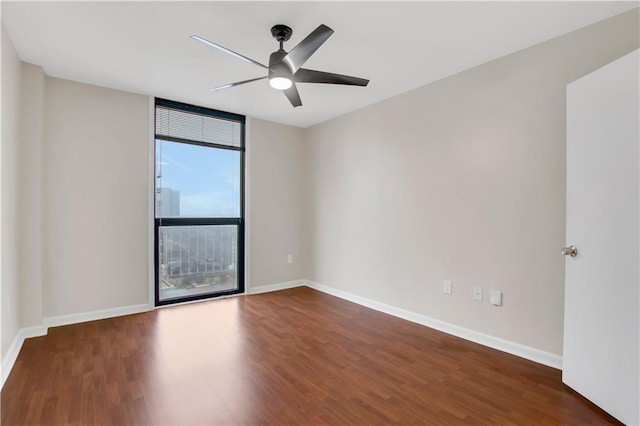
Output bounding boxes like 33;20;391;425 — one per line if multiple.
269;50;294;80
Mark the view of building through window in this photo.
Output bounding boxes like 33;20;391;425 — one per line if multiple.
158;225;237;300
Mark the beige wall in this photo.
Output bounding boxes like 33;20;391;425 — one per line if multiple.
3;70;307;330
37;81;307;314
248;119;306;288
303;9;639;355
19;63;45;328
1;24;21;360
42;78;150;317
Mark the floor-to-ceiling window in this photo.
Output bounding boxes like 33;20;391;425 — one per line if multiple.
154;98;245;305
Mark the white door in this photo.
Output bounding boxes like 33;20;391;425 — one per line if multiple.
563;49;639;425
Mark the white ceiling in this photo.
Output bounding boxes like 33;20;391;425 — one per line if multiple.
2;1;637;128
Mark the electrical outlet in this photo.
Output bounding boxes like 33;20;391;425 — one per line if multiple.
473;287;483;301
287;254;293;264
443;280;452;295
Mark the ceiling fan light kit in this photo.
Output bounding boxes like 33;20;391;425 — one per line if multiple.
191;23;369;107
269;77;292;90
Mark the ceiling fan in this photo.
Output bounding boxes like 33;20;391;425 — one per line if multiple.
191;24;369;107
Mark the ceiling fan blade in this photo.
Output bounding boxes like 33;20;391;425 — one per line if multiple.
211;76;267;91
283;83;302;107
191;35;269;70
282;24;334;74
295;68;369;86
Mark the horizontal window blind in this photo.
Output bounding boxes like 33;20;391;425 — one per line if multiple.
156;105;242;148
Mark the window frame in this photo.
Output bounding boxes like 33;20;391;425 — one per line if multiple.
153;98;246;306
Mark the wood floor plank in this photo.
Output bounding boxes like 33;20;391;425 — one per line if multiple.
1;287;621;425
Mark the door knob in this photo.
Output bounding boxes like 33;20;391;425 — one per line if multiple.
562;245;578;257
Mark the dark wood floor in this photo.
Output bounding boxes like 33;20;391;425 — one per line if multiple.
1;287;619;425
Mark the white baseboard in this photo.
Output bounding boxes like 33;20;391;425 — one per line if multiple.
43;303;152;328
248;279;305;295
304;280;562;369
1;325;47;389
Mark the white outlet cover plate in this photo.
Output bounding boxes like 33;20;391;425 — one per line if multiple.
490;289;502;306
443;280;452;294
473;287;483;301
